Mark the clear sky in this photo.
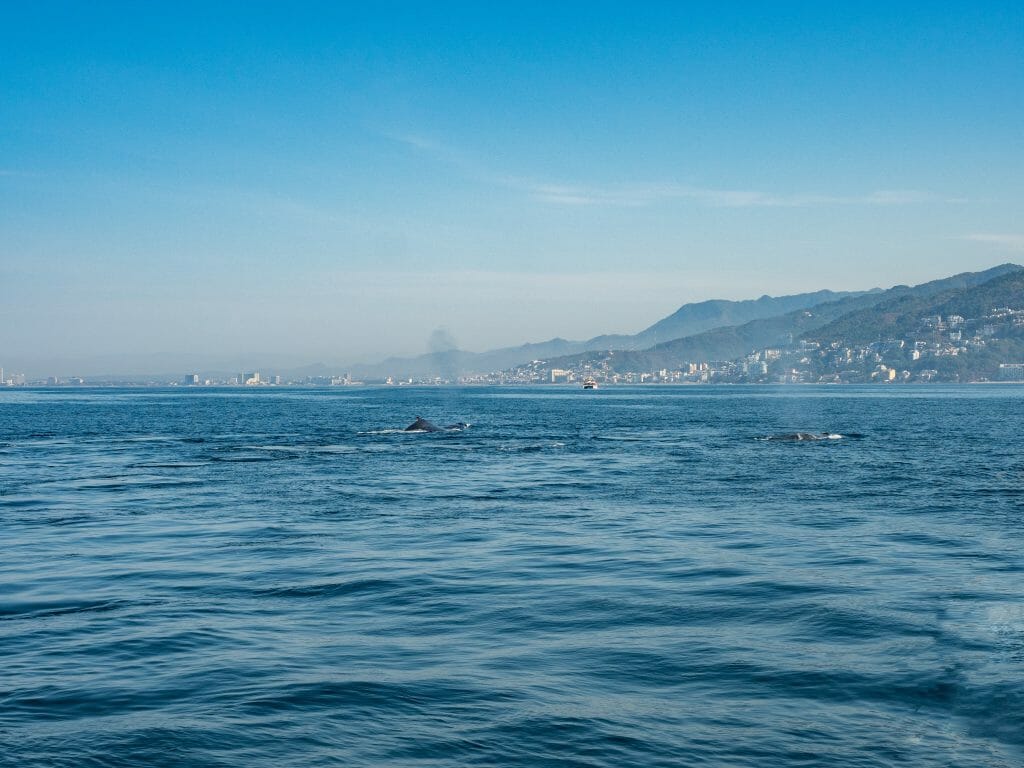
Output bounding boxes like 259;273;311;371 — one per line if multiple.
2;2;1023;375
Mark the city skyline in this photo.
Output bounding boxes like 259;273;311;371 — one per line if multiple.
3;3;1023;374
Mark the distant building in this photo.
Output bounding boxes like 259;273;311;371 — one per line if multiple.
998;364;1024;382
183;374;200;386
239;372;260;385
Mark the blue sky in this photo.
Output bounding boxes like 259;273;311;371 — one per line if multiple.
2;2;1023;374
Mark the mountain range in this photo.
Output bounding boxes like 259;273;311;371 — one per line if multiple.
536;263;1022;375
351;289;874;379
351;264;1021;379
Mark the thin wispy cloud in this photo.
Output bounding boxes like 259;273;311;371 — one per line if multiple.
390;133;960;209
963;233;1024;251
505;180;953;208
389;132;480;171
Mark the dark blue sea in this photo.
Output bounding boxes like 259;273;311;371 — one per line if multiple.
2;385;1023;767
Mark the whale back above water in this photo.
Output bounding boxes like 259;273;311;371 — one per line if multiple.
404;417;470;432
405;416;442;432
763;432;844;441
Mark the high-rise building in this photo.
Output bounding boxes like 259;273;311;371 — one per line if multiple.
239;372;260;385
183;374;200;385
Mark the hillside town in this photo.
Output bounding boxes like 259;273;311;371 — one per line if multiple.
466;304;1024;385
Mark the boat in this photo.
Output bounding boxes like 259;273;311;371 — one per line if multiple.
582;377;598;390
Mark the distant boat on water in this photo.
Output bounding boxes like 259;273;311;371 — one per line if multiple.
582;377;598;390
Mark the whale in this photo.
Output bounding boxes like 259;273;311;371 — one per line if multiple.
404;417;470;432
764;432;843;441
405;416;442;432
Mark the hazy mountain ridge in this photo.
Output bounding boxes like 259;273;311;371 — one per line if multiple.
537;264;1023;374
351;288;873;379
631;289;876;347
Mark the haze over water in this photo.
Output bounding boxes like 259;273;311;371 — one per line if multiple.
2;386;1023;766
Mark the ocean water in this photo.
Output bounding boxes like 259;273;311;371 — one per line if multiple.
2;385;1022;767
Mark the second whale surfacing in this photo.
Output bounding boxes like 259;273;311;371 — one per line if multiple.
763;432;844;441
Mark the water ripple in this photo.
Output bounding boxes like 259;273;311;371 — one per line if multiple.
1;385;1023;766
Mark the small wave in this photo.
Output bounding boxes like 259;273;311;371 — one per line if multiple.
240;678;497;717
258;578;401;599
497;442;567;453
43;513;95;526
130;461;209;469
71;475;203;490
0;497;48;509
0;598;127;622
209;455;282;463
